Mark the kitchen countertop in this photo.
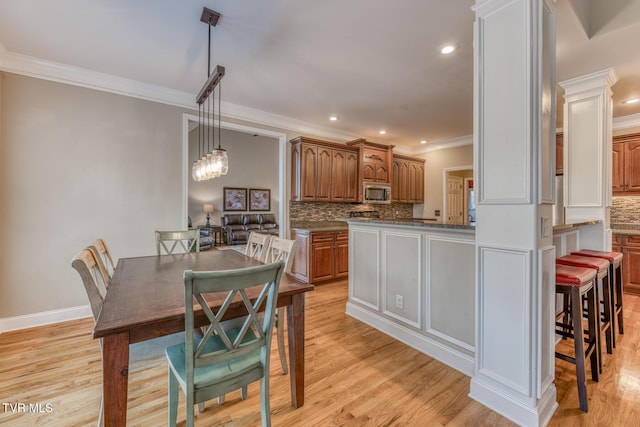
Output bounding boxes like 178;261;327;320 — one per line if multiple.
345;217;475;231
552;220;602;233
612;224;640;236
290;220;348;232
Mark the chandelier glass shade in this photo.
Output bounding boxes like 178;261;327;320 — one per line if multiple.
192;8;228;182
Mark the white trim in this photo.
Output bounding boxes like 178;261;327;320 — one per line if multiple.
346;302;474;376
0;48;358;143
0;305;92;333
613;112;640;130
181;114;289;235
417;134;473;153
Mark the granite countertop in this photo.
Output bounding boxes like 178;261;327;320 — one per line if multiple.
344;217;475;231
612;224;640;236
552;220;602;233
290;220;348;232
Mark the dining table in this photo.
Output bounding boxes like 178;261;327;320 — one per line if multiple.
93;249;315;426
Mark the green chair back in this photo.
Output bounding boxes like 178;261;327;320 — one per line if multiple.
155;230;199;255
166;261;284;427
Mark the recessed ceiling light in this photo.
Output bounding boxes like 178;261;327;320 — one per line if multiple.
623;98;639;104
420;140;427;144
329;115;339;121
379;130;386;135
441;45;456;55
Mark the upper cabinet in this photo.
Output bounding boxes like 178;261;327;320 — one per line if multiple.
612;132;640;195
392;154;425;203
346;139;394;184
291;136;360;202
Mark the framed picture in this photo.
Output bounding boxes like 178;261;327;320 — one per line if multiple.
249;188;271;211
223;187;247;211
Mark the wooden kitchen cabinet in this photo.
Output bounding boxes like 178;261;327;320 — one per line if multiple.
291;229;348;283
612;132;640;195
290;136;359;202
346;138;393;184
613;234;640;296
392;154;425;203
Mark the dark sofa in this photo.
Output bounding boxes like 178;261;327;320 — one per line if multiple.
222;213;279;245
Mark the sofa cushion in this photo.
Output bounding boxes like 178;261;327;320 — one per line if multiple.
259;213;276;225
243;214;261;225
223;214;243;226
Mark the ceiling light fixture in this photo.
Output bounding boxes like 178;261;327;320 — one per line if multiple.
420;140;427;144
441;45;456;55
192;7;228;182
379;130;387;135
329;115;339;121
623;98;639;104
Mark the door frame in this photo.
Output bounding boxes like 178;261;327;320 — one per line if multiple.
442;165;473;224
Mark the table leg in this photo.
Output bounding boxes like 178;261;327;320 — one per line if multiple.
102;333;130;426
287;293;305;408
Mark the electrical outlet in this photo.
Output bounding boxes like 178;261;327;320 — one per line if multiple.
395;294;404;309
435;209;440;217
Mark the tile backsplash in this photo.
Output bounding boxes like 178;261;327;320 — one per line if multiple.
611;197;640;226
289;202;413;222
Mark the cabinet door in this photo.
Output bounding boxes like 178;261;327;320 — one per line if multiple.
375;165;389;182
612;142;624;193
311;239;335;282
317;146;332;200
363;162;376;181
398;161;409;201
415;163;424;203
300;144;318;200
331;150;346;201
392;160;400;202
345;151;359;202
625;141;640;192
335;232;349;278
623;246;640;296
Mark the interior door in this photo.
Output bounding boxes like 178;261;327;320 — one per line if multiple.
446;174;464;225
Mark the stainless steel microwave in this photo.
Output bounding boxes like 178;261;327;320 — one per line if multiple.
363;182;392;204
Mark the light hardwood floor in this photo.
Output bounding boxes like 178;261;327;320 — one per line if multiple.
1;280;639;426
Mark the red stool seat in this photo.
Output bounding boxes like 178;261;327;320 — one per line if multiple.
556;264;597;286
572;250;622;264
557;254;610;272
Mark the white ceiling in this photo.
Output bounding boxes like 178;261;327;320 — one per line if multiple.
0;0;639;149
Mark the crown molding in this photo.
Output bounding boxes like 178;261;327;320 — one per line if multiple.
613;112;640;130
0;48;359;143
414;134;474;154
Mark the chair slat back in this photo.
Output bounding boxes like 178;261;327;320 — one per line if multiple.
244;232;272;261
263;237;297;274
89;238;116;279
71;249;108;321
183;261;284;373
155;230;200;255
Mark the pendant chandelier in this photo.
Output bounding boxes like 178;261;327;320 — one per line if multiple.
192;7;228;182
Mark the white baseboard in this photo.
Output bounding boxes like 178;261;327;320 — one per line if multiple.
345;301;475;376
469;377;558;427
0;305;92;333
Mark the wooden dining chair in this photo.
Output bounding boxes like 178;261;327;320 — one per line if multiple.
156;230;200;255
245;232;272;261
166;261;285;427
262;237;297;374
88;238;116;280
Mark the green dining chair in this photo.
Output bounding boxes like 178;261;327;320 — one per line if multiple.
156;229;200;255
165;261;285;427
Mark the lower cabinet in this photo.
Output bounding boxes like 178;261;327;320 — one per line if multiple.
291;229;348;283
613;234;640;296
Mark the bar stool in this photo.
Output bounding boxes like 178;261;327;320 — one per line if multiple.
572;249;624;347
555;264;599;412
556;254;612;374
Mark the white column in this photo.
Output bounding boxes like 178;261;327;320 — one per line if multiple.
470;1;558;426
560;69;617;250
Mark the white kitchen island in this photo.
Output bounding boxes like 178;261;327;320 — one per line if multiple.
346;219;476;375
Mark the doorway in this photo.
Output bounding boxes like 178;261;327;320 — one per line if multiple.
442;166;473;225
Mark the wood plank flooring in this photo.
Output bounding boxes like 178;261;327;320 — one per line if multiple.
1;280;639;426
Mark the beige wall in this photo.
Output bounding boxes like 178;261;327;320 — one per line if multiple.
188;128;279;225
0;72;192;318
419;144;474;222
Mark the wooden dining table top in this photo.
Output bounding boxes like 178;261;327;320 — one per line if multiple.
93;249;314;341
